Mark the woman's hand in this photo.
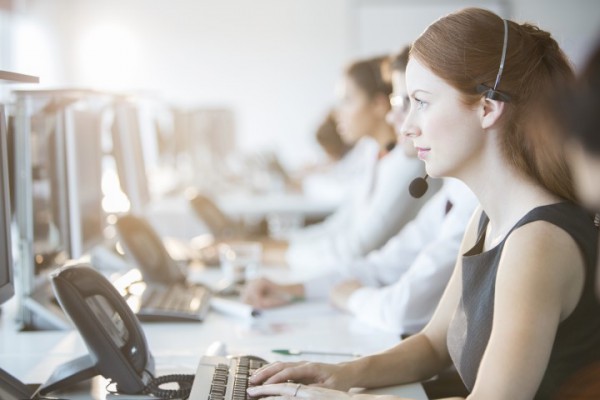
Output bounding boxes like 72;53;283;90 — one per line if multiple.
330;279;363;311
249;361;355;390
241;277;304;309
247;382;354;399
247;382;409;400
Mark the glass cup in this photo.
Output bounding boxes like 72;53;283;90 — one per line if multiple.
218;242;262;285
266;213;304;240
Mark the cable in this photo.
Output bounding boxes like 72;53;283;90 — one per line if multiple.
143;374;195;399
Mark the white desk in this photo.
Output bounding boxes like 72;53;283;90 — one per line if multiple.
215;191;339;221
0;267;427;399
142;190;339;242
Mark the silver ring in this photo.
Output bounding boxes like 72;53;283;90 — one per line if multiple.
293;383;301;397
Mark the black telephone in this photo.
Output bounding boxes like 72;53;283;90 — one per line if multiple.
38;263;155;395
38;264;194;398
115;214;187;285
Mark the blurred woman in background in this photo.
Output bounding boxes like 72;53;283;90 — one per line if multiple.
263;55;437;274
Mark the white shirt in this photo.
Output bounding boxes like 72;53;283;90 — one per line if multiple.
301;138;374;205
286;137;437;276
304;178;479;335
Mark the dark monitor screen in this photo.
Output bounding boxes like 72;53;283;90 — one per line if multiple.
1;105;36;399
6;116;15;218
0;104;15;305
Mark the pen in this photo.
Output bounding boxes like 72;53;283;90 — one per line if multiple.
272;349;361;357
210;297;261;318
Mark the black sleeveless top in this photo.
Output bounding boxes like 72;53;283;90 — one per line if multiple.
447;202;600;399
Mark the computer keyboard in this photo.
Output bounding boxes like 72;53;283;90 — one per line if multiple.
188;355;268;400
137;283;211;322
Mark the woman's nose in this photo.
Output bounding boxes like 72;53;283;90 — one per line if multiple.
399;107;419;138
402;128;418;138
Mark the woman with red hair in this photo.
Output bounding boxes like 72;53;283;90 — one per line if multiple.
246;8;600;400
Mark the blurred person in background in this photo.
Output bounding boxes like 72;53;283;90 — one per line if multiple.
549;36;600;400
243;50;477;399
261;54;439;274
283;108;374;205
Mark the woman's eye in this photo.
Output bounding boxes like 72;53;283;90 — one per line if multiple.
414;98;427;110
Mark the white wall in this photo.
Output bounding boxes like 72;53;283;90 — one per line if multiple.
5;0;600;167
351;0;507;58
510;0;600;68
9;0;352;168
350;0;600;70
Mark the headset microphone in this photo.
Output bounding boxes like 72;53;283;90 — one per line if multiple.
409;175;429;198
385;141;397;153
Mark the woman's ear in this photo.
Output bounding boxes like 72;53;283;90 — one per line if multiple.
480;97;505;129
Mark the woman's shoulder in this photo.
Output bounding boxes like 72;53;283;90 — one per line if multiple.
498;202;594;284
510;202;597;252
506;200;592;239
520;201;593;223
498;202;595;320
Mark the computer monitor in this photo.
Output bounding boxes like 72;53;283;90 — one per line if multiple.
10;91;109;330
64;106;105;258
20;96;106;262
174;107;237;192
0;103;36;399
111;99;151;214
0;105;14;304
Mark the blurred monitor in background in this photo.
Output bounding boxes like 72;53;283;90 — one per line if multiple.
67;106;105;258
111;98;152;214
10;90;109;330
172;107;239;194
0;101;37;400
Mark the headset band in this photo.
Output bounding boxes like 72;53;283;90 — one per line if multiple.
477;18;511;102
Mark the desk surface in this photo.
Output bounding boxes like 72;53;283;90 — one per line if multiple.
143;191;339;242
0;267;427;399
215;191;339;219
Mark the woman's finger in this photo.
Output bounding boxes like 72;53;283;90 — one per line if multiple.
248;383;352;399
263;363;315;385
247;382;302;398
250;361;294;384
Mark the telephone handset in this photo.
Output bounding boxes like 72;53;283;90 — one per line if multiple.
38;264;195;398
38;263;155;395
115;214;187;285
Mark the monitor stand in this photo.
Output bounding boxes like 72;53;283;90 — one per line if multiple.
19;242;128;331
0;367;37;400
21;279;71;331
